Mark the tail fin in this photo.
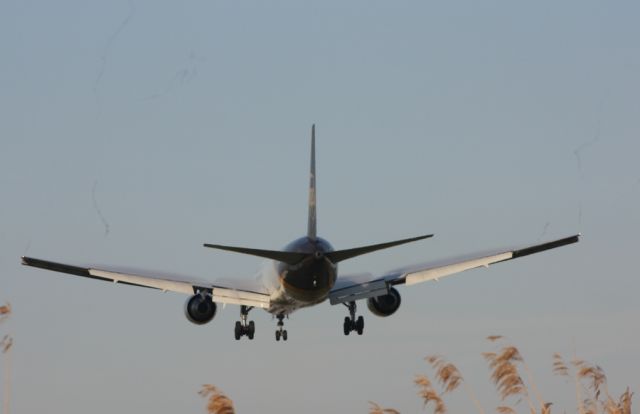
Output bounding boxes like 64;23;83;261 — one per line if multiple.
307;124;317;240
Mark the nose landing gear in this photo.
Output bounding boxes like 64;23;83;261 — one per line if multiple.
275;313;288;341
234;305;255;340
343;301;364;335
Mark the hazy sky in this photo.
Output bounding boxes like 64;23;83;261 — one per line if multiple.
1;1;639;413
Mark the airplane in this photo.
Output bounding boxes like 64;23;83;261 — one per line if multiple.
21;125;579;342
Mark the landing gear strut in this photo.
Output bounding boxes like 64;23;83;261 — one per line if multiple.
234;305;255;340
275;313;288;342
343;301;364;336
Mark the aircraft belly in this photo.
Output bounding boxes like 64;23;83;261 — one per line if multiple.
267;288;324;315
266;271;333;315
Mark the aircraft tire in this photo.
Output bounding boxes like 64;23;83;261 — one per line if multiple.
248;321;255;339
234;321;242;340
356;316;364;335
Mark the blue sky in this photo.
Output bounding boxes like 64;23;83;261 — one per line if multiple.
1;1;639;412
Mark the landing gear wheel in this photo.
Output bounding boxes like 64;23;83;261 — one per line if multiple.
342;301;364;336
356;316;364;335
234;321;242;340
274;313;288;342
234;306;255;340
247;321;255;340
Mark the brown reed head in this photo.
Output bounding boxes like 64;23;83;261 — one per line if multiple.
573;359;607;400
415;375;447;414
368;401;401;414
552;353;569;377
483;346;527;401
199;384;235;414
0;303;10;316
425;355;464;393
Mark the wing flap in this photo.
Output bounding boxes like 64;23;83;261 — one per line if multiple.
212;287;270;308
405;252;512;285
329;279;387;305
89;269;194;294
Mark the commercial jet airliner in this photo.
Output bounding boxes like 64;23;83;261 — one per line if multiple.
22;126;579;341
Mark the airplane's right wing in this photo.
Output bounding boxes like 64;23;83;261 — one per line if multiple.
329;234;580;305
21;256;271;308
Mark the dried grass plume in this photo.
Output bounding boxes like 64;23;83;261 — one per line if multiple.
199;384;235;414
368;401;401;414
415;374;447;414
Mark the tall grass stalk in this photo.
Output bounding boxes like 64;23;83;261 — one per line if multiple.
202;337;633;414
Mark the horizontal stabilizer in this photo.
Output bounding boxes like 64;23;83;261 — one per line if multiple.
203;243;308;265
326;234;433;263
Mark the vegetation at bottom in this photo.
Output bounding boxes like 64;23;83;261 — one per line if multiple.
199;336;633;414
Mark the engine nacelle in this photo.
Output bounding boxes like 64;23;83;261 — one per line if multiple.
184;294;217;325
367;287;401;317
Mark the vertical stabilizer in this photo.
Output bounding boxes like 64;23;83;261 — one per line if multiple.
307;125;317;240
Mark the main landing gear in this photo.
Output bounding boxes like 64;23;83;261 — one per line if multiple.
275;313;288;342
343;301;364;336
234;305;255;340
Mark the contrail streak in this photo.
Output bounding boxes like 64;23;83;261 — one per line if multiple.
92;181;110;237
93;0;135;113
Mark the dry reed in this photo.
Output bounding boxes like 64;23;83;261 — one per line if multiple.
0;336;12;353
425;354;485;414
366;340;633;414
549;353;634;414
200;337;633;414
1;300;11;414
368;401;401;414
482;336;563;414
0;303;10;324
482;345;531;406
415;374;447;414
199;384;235;414
0;304;10;315
552;353;569;377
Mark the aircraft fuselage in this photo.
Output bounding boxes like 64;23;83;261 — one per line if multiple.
262;236;337;315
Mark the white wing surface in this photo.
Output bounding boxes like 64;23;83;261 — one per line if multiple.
21;256;270;308
329;234;579;305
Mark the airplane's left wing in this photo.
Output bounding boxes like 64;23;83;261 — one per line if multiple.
329;234;579;305
21;256;270;308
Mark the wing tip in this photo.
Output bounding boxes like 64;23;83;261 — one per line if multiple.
513;234;580;259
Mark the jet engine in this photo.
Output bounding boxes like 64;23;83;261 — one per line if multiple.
184;294;217;325
367;287;401;317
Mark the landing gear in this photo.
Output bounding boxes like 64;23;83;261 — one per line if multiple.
234;305;255;340
343;301;364;336
275;313;288;342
